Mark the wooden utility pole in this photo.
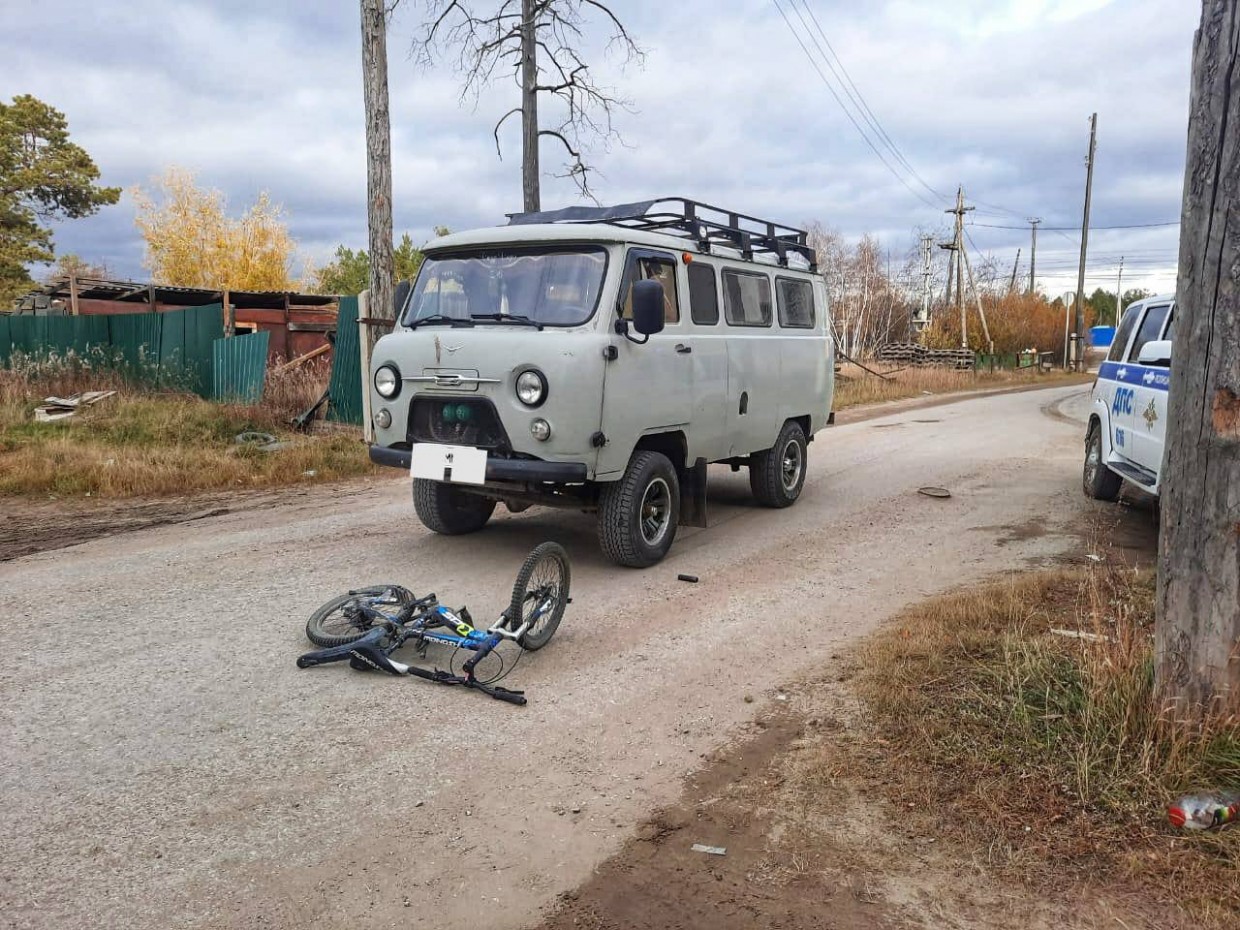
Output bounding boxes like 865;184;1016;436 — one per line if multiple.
1008;248;1021;294
361;0;395;330
520;0;540;212
1156;0;1240;711
1114;256;1125;324
945;187;974;349
1028;218;1041;293
1072;114;1097;370
961;245;993;354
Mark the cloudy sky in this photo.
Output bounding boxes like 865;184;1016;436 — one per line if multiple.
5;0;1199;296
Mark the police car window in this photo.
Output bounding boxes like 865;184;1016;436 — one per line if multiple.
1128;304;1170;362
687;262;719;325
1107;305;1142;362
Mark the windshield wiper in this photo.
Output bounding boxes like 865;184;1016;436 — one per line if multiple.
469;313;544;331
407;315;474;329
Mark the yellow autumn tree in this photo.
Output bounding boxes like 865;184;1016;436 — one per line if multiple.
132;167;297;290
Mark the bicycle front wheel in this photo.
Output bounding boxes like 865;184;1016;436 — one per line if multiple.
305;585;409;647
507;542;570;651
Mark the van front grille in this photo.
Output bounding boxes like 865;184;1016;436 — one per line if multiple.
408;397;510;450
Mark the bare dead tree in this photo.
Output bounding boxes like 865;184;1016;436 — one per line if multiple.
413;0;643;211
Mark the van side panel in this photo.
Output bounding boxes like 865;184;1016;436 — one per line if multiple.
776;276;831;436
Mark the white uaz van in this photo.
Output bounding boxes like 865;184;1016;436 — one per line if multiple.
367;198;834;567
1083;294;1174;501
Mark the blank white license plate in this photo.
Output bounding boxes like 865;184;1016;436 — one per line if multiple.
409;443;488;485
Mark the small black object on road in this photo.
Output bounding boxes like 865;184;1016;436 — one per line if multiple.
677;573;699;583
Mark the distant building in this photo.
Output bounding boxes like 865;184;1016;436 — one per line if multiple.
11;277;340;361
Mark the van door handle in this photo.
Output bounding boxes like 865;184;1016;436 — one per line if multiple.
675;344;692;354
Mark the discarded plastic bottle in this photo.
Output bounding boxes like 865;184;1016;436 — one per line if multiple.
1167;792;1240;830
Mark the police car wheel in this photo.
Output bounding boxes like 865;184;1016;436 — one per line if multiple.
1083;423;1122;502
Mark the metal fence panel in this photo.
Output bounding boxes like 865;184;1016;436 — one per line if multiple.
108;313;164;375
0;315;9;366
327;296;362;424
211;330;270;403
183;304;224;396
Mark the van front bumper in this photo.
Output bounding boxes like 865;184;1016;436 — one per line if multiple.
368;444;588;483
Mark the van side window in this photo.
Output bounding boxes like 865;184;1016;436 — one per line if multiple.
722;270;772;327
687;263;719;325
620;252;679;324
1128;304;1170;362
1107;304;1142;362
776;278;814;328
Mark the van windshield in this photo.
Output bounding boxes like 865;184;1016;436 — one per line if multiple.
403;246;608;327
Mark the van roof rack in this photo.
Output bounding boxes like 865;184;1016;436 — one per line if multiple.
507;197;817;271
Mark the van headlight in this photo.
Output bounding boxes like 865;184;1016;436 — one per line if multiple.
516;369;547;407
374;365;400;399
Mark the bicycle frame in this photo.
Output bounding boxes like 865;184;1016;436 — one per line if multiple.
295;587;556;706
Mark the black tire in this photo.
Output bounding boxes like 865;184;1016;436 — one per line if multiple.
506;542;570;651
597;451;680;568
1083;421;1123;502
413;479;496;535
305;585;410;647
750;420;808;507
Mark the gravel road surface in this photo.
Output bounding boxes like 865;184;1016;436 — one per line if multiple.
1;385;1094;930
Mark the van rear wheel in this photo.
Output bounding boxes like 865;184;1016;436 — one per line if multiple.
413;479;496;535
598;451;680;568
750;421;808;507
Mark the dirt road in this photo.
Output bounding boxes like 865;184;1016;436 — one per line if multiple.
2;384;1096;930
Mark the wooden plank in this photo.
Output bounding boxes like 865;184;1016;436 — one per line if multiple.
269;343;331;375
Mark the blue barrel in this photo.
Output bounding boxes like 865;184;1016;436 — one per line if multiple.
1090;325;1116;348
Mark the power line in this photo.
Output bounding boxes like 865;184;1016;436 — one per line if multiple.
793;0;947;203
968;220;1180;231
770;0;943;210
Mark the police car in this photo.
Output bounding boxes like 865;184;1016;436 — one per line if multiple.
1083;294;1174;501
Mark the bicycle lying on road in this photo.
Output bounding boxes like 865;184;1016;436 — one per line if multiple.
296;542;570;705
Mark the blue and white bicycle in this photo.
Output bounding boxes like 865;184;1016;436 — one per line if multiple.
296;542;569;705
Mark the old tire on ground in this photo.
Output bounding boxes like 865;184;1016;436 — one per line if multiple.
413;479;496;535
507;541;571;651
749;420;808;507
305;585;410;647
1083;421;1122;502
597;451;680;568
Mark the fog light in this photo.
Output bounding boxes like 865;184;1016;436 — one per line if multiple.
530;418;552;441
374;408;392;429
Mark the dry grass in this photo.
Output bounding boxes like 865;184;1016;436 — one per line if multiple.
833;362;1091;410
823;565;1240;926
0;362;376;498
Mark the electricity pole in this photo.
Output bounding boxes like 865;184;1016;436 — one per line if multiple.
1008;248;1021;293
1027;218;1041;293
1072;113;1098;370
1114;256;1125;324
916;234;932;332
945;187;974;349
361;0;395;328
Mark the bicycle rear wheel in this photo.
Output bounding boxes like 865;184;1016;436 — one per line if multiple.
507;542;570;651
305;585;410;647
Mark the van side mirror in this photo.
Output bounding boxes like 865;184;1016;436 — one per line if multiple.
393;280;413;318
1138;339;1172;367
631;280;665;336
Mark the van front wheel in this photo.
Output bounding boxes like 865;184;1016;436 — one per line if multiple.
750;421;808;507
598;451;680;568
413;479;496;535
